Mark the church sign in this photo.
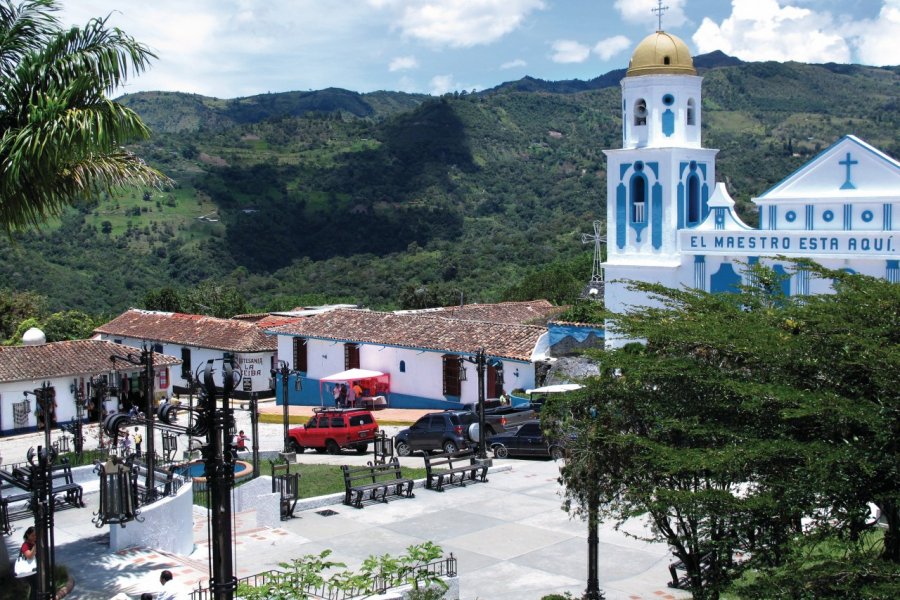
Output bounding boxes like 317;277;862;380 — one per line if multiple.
680;231;897;257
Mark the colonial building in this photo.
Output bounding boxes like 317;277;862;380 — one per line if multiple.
94;309;281;397
0;331;180;436
603;31;899;343
266;305;552;409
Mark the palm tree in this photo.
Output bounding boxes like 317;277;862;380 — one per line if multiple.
0;0;170;232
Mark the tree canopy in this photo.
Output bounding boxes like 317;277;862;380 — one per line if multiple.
0;0;169;232
545;263;900;599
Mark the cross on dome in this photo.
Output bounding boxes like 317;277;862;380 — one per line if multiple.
652;1;669;32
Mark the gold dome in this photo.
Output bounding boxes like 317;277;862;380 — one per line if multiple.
626;31;696;77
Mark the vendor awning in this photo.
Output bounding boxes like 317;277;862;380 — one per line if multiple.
320;368;385;382
526;383;583;394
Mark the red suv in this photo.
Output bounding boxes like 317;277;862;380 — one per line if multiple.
288;408;379;454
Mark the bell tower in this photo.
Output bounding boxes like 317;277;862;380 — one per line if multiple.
603;30;719;320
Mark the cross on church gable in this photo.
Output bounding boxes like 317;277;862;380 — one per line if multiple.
839;152;858;190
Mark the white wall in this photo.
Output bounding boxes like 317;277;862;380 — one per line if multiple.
293;338;536;405
109;478;194;555
97;334;274;394
0;375;116;435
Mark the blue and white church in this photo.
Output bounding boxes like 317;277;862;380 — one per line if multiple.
602;30;900;340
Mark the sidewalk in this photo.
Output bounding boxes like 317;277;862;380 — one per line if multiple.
0;409;689;600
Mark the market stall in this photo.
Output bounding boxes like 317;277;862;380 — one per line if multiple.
319;368;391;409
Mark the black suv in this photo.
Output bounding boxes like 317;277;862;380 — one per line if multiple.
394;411;478;455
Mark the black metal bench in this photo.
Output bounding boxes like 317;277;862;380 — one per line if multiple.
423;450;488;492
0;477;33;535
51;458;85;509
341;458;414;509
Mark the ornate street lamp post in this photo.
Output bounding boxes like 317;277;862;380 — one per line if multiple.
272;361;300;453
110;345;157;494
460;348;488;459
24;382;57;600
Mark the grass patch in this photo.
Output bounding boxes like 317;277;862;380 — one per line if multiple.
191;462;428;505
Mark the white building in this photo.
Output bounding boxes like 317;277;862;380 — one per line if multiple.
603;31;899;340
0;331;180;436
267;303;554;409
94;309;284;398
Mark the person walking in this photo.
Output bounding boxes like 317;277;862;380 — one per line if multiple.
19;526;38;600
133;427;143;458
120;430;133;455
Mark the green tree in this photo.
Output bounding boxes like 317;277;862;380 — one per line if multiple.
546;263;900;599
142;286;183;312
182;281;249;318
41;309;99;341
0;287;46;340
0;0;170;232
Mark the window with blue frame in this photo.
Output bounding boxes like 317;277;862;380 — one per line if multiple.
631;175;647;223
687;173;701;224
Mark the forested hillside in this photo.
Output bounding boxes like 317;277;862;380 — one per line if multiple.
1;53;897;316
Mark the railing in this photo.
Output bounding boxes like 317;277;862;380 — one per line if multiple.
189;555;457;600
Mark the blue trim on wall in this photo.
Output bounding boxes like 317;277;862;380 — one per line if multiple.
839;152;858;190
694;255;706;291
662;109;674;137
759;206;764;229
651;182;663;249
677;182;685;229
647;162;659;179
768;206;777;229
884;204;893;231
616;183;627;249
620;163;631;180
698;163;707;179
710;263;742;293
679;162;689;179
805;205;814;230
844;204;852;231
702;183;710;220
274;373;467;410
772;265;791;296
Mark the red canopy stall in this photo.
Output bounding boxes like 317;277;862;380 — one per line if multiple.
319;368;390;409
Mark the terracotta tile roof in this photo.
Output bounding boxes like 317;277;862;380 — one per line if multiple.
0;340;181;384
94;309;276;353
268;309;547;361
404;300;561;325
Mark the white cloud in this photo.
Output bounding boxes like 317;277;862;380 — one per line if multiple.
614;0;686;29
845;0;900;66
389;56;419;71
692;0;850;63
429;74;457;95
385;0;546;48
551;40;591;64
501;59;527;69
593;35;631;61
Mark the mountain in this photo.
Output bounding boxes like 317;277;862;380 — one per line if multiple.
1;54;897;315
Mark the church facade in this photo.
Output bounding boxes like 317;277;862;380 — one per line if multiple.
602;31;900;341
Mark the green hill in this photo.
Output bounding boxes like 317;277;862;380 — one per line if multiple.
1;53;897;314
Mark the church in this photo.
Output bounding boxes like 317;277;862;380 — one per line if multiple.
602;30;900;342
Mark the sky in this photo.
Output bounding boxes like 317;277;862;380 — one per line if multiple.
57;0;899;99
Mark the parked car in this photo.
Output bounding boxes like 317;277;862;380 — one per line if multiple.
287;408;378;454
489;420;566;460
394;411;479;456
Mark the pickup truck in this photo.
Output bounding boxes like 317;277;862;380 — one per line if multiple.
464;403;536;436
